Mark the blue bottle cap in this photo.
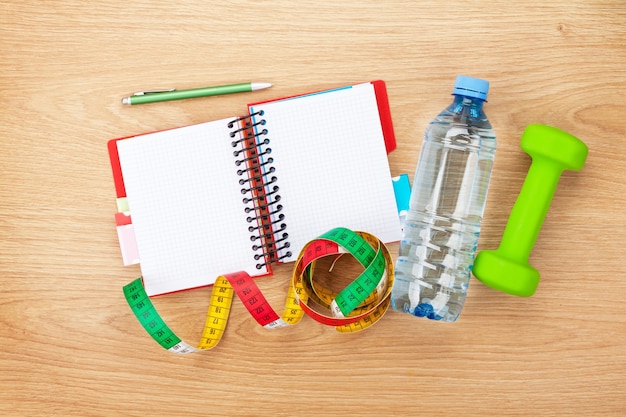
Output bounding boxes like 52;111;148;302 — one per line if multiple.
452;75;489;101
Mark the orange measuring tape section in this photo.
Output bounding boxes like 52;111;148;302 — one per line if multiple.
123;227;395;354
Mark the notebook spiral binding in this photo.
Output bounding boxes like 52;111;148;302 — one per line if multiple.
229;111;292;269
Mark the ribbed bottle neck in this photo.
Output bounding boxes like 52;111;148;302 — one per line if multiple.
447;94;487;123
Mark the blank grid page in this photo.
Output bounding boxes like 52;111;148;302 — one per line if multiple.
116;119;266;296
250;83;402;262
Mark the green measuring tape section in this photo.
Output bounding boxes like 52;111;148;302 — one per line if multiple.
123;279;187;352
319;228;387;317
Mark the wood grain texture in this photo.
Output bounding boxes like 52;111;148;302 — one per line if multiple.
1;1;625;416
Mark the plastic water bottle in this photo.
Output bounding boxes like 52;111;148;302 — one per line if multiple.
391;75;496;322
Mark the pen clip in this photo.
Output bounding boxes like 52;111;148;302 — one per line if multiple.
132;88;176;96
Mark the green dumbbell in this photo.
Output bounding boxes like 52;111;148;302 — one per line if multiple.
473;124;588;297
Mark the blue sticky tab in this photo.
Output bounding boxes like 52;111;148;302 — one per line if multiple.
392;174;411;217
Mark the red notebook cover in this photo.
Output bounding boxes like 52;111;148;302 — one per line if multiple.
108;80;398;295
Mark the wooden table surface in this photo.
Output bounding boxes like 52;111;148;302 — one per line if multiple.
1;1;625;416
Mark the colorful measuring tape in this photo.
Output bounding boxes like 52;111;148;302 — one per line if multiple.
123;227;395;354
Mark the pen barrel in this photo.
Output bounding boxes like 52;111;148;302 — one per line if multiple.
129;83;253;105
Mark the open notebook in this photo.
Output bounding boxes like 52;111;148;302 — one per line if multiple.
109;81;402;296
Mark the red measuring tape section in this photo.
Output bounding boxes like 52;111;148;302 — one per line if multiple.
123;227;395;354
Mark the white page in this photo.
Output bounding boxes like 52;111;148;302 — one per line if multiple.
249;83;402;262
116;119;268;296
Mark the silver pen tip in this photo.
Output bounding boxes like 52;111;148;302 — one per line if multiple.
251;82;272;91
121;97;131;105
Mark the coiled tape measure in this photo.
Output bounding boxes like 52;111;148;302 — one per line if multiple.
123;227;394;354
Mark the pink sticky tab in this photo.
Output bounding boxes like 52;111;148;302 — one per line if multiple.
116;224;140;265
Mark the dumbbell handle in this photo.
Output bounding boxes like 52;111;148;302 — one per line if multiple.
498;157;563;261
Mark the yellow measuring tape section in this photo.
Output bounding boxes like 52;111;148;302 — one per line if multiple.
123;227;394;354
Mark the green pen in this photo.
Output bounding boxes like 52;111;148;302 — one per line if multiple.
121;82;272;105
